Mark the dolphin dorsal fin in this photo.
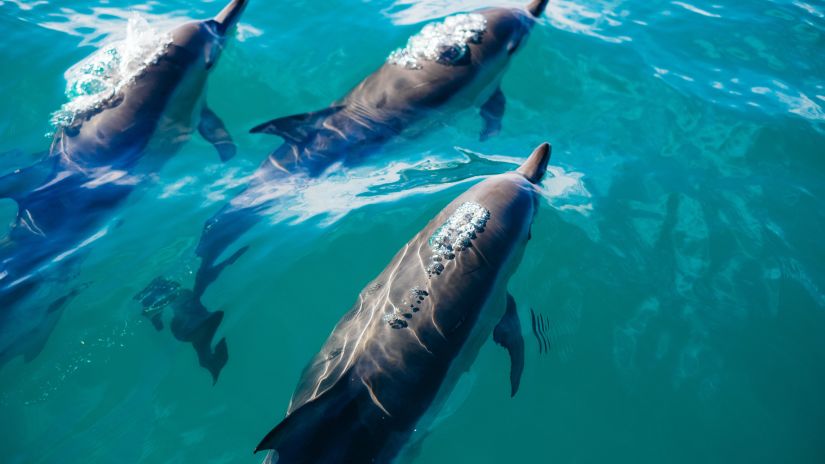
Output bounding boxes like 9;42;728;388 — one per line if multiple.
516;142;551;184
249;105;346;144
256;369;359;459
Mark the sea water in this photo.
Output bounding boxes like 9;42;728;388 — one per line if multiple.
0;0;823;462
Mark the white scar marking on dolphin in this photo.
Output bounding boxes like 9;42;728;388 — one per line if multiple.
379;244;412;326
341;245;411;381
361;378;393;417
267;156;290;174
20;210;46;237
416;241;429;274
312;341;340;398
348;112;375;131
311;294;368;400
322;119;348;139
33;170;73;192
407;327;434;355
429;298;447;340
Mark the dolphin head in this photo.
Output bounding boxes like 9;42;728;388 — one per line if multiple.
489;142;550;238
169;0;248;70
473;0;548;61
440;143;551;275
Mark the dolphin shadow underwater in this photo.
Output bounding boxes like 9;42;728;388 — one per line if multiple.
0;0;248;372
255;142;551;464
138;0;550;383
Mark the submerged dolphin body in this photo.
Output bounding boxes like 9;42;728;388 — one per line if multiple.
256;142;551;464
0;0;248;371
152;1;550;376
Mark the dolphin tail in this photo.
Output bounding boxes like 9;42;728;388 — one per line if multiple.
214;0;248;35
527;0;549;17
517;142;551;184
170;289;229;384
135;279;229;383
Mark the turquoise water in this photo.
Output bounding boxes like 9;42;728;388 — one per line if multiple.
1;0;824;462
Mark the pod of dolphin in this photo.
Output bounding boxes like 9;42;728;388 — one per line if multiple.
1;0;554;462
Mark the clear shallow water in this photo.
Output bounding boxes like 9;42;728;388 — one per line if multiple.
0;0;823;462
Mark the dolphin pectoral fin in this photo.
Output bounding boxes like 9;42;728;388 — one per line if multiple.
22;332;51;363
479;86;506;141
199;105;236;162
249;105;346;143
23;285;84;362
493;293;525;397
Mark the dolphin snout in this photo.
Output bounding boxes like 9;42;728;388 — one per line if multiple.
214;0;248;35
527;0;549;17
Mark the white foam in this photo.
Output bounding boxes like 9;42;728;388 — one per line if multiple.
161;147;591;228
274;150;591;226
49;13;173;131
388;13;487;69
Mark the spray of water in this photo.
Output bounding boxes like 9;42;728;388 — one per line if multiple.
49;14;173;132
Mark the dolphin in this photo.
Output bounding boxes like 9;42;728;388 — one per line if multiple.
249;0;551;172
142;1;551;372
255;142;551;464
0;0;248;371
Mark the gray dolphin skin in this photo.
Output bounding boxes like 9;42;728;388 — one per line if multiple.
173;1;550;372
256;142;551;464
250;0;550;172
0;0;247;373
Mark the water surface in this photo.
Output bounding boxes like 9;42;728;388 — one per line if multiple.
0;0;823;462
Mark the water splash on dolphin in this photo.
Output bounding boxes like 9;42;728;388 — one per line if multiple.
50;13;173;131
